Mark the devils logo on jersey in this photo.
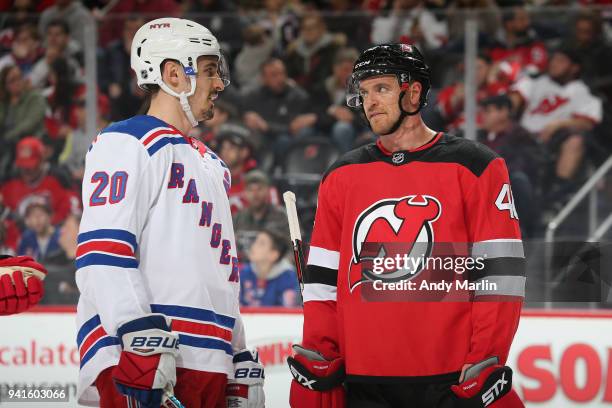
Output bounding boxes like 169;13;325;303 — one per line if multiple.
349;195;441;292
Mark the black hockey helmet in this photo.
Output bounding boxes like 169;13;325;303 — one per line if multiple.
346;44;431;134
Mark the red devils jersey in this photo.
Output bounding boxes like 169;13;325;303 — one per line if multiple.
302;133;524;383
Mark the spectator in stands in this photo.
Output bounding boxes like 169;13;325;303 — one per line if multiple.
510;47;602;196
233;170;289;256
40;212;80;304
486;6;548;76
478;95;543;236
370;0;448;50
44;57;81;156
216;124;259;214
0;24;42;76
0;137;80;226
99;16;147;122
0;0;39;54
310;47;363;152
252;0;300;56
0;64;46;179
187;0;242;57
58;87;109;184
239;228;300;307
38;0;92;52
446;0;499;40
0;217;17;256
561;11;612;101
242;58;315;160
29;19;81;89
233;24;274;93
96;0;180;47
284;12;345;88
17;198;60;260
322;0;371;49
437;53;514;132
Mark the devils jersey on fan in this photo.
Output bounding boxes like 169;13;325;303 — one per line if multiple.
303;133;525;382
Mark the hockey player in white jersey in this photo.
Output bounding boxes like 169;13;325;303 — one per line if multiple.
75;18;264;408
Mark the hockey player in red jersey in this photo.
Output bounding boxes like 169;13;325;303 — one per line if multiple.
0;255;46;315
288;44;525;407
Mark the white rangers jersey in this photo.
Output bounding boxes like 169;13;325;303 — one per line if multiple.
513;74;602;133
75;115;245;406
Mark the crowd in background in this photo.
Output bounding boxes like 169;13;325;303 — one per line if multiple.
0;0;611;306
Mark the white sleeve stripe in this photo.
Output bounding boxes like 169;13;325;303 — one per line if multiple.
307;246;340;270
472;239;524;259
303;283;337;302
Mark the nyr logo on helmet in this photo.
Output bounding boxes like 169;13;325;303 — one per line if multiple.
349;195;441;292
149;23;171;29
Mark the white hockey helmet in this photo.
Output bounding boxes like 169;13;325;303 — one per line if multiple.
130;17;230;126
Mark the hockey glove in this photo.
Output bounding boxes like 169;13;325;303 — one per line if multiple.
0;255;46;315
226;349;265;408
112;314;180;408
287;345;346;408
451;357;525;408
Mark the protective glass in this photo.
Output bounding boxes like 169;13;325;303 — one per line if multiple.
191;52;231;87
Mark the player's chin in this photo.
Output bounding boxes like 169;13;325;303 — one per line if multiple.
370;121;390;135
201;108;214;122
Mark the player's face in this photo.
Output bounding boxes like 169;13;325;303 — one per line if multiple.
359;75;402;135
190;56;225;122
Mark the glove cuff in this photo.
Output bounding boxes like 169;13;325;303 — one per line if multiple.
117;314;179;356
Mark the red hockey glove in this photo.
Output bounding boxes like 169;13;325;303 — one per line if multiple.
112;314;180;408
0;255;46;315
451;357;525;408
226;349;265;407
287;345;346;408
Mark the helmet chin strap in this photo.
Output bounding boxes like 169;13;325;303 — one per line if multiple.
378;90;422;136
158;75;199;128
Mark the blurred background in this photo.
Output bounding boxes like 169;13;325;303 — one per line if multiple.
0;1;611;406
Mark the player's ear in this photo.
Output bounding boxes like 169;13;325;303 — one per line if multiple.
161;60;183;91
409;82;422;106
401;82;421;111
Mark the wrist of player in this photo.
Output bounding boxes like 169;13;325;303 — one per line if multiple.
0;256;46;315
288;345;346;408
112;314;179;408
226;349;265;408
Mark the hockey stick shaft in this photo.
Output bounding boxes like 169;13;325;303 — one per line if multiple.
283;191;305;294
